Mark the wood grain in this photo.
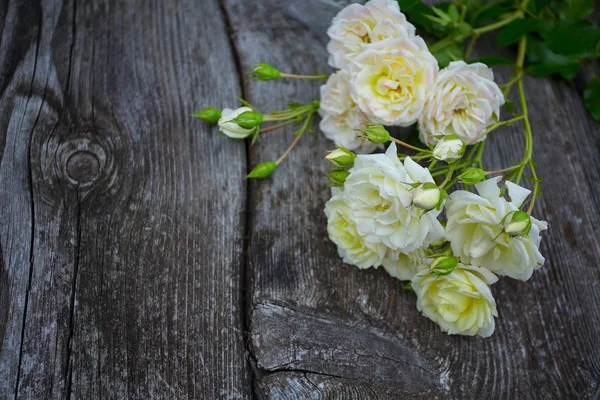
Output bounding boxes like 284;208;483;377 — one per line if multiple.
223;0;600;398
0;0;598;398
0;0;251;398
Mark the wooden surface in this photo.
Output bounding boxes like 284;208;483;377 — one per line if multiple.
0;0;599;399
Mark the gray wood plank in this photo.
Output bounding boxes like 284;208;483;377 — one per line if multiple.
0;0;251;398
224;0;600;398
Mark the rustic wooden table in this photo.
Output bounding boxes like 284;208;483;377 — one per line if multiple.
0;0;599;399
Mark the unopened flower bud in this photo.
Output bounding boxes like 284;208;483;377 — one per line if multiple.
247;162;277;179
327;170;350;187
218;107;255;139
325;147;356;168
192;107;221;124
232;111;264;129
412;182;442;211
457;167;486;185
432;135;466;162
251;63;281;81
362;124;391;144
429;256;458;276
503;210;532;237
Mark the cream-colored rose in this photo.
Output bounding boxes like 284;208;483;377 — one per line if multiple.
325;192;387;269
218;107;254;139
343;142;445;253
382;248;429;281
326;0;416;69
419;61;504;145
349;37;438;126
446;177;547;281
319;71;379;153
412;264;498;337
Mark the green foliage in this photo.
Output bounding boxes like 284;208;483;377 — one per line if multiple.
554;0;593;20
395;0;598;121
433;44;462;68
584;79;600;122
471;56;515;67
398;0;448;38
544;20;600;58
497;19;541;47
526;36;580;79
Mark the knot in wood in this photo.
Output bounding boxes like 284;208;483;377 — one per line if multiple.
57;137;107;187
66;151;100;184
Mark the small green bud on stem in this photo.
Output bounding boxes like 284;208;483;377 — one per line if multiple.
233;111;264;129
247;162;277;179
362;124;391;144
327;170;350;187
325;147;356;168
192;107;221;124
457;168;486;185
429;256;458;276
251;63;281;81
503;210;532;237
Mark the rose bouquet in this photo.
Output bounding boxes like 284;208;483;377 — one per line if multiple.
193;0;556;337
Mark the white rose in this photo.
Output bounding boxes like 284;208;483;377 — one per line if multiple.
419;61;504;145
325;192;387;269
319;71;380;153
446;177;548;281
382;248;429;281
343;142;445;253
412;264;498;337
349;37;438;126
432;135;466;162
326;0;416;69
218;107;255;139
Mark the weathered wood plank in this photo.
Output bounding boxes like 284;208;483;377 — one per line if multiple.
0;0;251;398
225;0;600;398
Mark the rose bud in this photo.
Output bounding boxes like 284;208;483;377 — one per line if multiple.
429;256;459;276
251;63;281;81
192;107;222;124
457;167;486;185
413;182;442;211
503;210;532;237
432;135;466;162
362;124;391;144
218;107;256;139
325;147;356;168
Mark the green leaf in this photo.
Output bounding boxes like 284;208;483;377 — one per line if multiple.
497;19;541;47
583;79;600;122
432;44;462;68
545;20;600;58
504;99;517;113
526;35;580;79
398;0;448;38
471;56;515;67
555;0;593;20
447;4;460;22
529;0;551;14
247;162;277;179
473;4;511;25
